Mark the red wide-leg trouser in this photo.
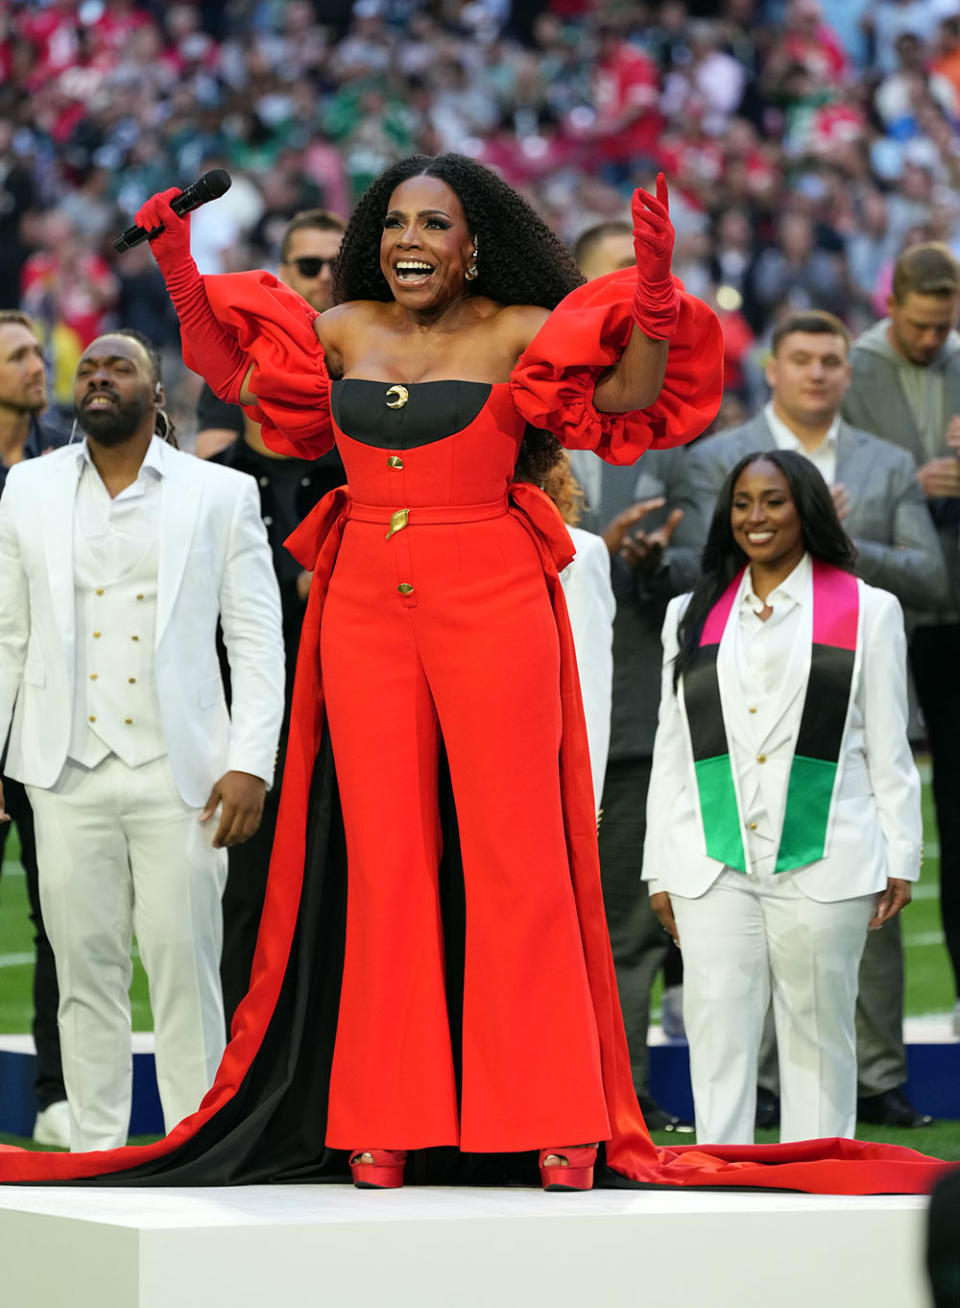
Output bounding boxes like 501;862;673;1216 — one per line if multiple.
320;512;610;1151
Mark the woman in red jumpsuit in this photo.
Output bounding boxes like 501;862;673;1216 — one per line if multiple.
0;155;947;1194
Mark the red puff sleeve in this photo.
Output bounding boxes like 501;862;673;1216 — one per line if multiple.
510;269;723;464
191;271;334;460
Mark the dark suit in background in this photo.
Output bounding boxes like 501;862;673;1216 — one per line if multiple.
571;446;697;1126
211;418;346;1028
0;416;66;1115
844;331;960;1019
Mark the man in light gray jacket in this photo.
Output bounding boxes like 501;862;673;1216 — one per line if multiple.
843;240;960;1064
673;308;948;1129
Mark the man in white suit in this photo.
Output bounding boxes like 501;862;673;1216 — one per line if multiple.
0;330;284;1151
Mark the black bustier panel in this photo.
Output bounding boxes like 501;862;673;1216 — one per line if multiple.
331;379;492;449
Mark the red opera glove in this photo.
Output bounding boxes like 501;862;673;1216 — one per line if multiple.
631;173;680;341
134;188;249;403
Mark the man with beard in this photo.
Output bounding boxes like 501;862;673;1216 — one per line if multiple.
0;329;284;1151
0;310;70;1148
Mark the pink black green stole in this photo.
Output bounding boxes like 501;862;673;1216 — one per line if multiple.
681;560;859;872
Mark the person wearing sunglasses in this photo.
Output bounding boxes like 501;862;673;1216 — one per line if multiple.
278;212;344;315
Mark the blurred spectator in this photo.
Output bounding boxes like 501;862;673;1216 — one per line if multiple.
745;210;848;330
932;16;960;101
0;120;36;308
589;22;661;180
21;209;119;410
865;0;955;75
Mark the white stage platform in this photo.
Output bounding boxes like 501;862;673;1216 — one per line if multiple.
0;1183;932;1308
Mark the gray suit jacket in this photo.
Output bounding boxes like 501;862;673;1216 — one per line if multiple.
843;342;960;609
570;446;699;760
670;413;950;613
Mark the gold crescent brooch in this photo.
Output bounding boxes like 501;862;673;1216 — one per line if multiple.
385;384;409;409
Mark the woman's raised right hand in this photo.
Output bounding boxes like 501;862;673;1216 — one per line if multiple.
134;188;192;263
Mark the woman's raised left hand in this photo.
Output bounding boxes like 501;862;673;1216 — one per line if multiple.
630;173;680;340
631;174;675;285
869;877;912;930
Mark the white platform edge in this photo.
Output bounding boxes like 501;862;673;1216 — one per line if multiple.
0;1184;933;1308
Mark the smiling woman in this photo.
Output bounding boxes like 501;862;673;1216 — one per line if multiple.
647;449;922;1148
0;155;947;1197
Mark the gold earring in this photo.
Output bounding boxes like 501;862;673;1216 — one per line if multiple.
465;237;479;281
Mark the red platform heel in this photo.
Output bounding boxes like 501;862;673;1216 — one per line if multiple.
348;1149;408;1189
538;1144;598;1191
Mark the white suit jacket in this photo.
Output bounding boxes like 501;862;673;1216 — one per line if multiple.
642;573;922;903
0;439;285;808
560;526;615;813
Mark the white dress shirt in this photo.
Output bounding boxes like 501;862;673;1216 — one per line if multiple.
69;437;167;768
560;526;615;812
733;554;810;876
764;401;839;487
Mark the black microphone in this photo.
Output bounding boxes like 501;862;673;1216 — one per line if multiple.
113;169;232;253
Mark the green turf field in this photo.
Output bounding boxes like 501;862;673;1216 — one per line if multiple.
2;761;957;1156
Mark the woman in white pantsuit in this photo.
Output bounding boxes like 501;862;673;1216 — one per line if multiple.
642;450;922;1145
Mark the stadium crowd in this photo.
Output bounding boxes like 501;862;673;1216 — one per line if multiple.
0;0;958;431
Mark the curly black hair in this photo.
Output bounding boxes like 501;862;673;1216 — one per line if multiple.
333;153;586;484
333;152;584;310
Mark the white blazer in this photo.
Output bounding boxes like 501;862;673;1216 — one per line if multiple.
0;440;285;808
560;526;615;813
642;572;922;903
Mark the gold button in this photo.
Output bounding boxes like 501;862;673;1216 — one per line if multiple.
95;587;104;596
128;676;136;684
386;508;409;540
90;673;98;681
136;594;144;601
757;754;766;764
749;822;758;830
131;635;139;641
387;455;404;469
93;631;101;639
397;583;414;595
385;384;409;409
88;714;96;723
748;706;757;714
124;717;133;725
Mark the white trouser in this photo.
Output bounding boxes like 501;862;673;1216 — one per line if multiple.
28;754;228;1152
671;869;874;1146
